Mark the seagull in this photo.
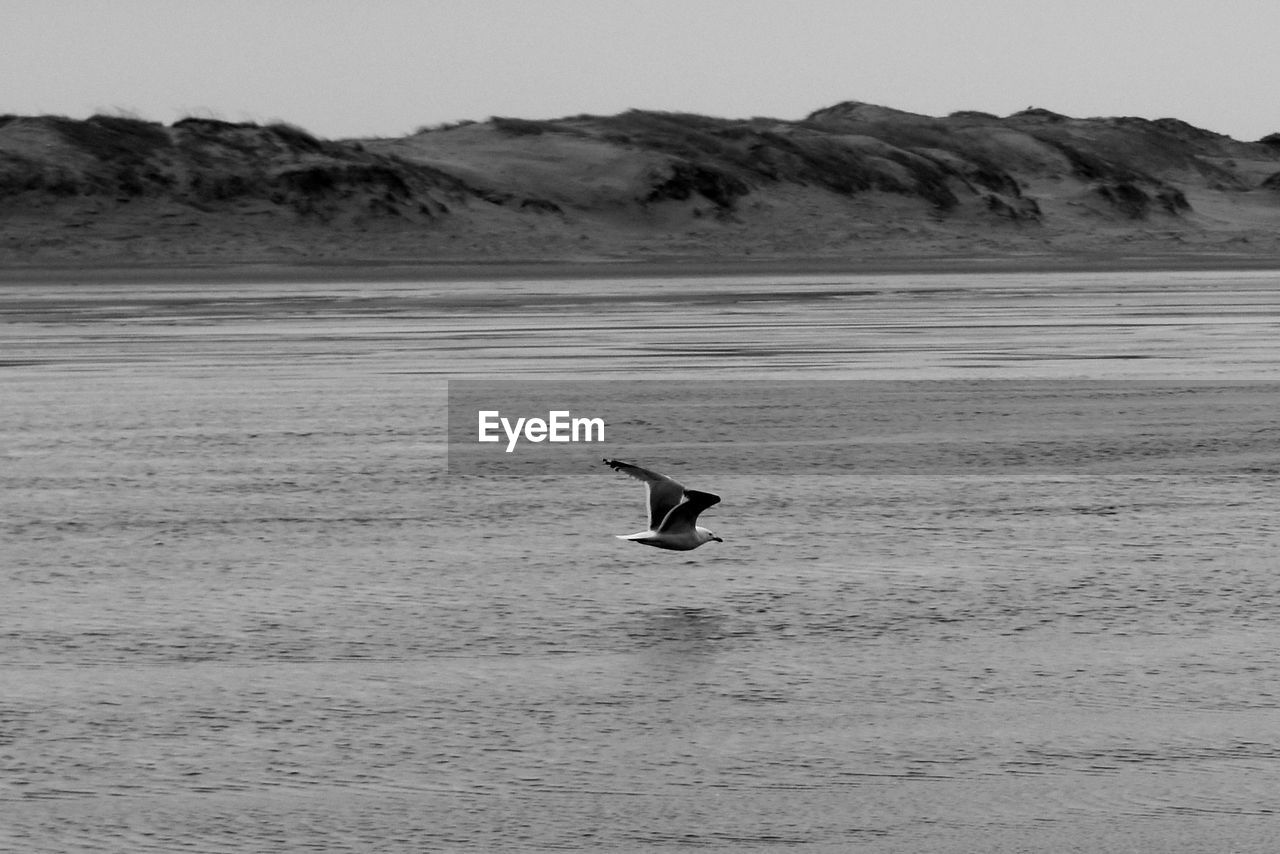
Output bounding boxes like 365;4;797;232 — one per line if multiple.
603;458;723;551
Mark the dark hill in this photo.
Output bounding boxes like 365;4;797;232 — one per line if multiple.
4;104;1280;264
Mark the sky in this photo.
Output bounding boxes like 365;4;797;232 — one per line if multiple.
5;0;1279;142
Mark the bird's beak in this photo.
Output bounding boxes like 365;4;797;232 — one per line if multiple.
713;536;724;543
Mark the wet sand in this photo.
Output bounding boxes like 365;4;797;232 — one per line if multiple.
4;249;1280;288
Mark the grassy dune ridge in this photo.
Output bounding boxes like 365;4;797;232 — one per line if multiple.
3;102;1280;266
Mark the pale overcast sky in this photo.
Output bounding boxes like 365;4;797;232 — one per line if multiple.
5;0;1279;141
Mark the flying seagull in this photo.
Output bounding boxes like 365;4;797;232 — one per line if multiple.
603;458;723;550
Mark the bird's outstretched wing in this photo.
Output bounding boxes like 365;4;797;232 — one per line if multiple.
657;489;721;534
603;458;687;530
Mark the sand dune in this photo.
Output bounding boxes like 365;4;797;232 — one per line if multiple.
3;103;1280;268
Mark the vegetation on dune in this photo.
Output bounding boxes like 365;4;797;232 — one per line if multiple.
503;109;998;213
4;101;1280;259
490;116;572;137
55;114;173;164
644;161;750;213
799;102;1263;220
0;113;470;222
0;114;176;197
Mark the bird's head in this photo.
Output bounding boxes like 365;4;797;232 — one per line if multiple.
697;527;723;544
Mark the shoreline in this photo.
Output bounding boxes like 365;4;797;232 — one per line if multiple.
3;250;1280;285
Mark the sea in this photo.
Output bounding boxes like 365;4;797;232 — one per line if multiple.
3;268;1280;852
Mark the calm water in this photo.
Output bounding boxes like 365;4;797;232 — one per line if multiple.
4;269;1280;852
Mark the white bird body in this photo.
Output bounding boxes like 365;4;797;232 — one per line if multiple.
603;458;722;551
615;526;721;551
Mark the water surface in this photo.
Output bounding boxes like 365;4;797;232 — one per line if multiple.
4;269;1280;852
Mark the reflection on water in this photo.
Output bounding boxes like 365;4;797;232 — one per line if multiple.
629;606;729;645
4;269;1280;852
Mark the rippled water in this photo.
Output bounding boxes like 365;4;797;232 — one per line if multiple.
4;269;1280;852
